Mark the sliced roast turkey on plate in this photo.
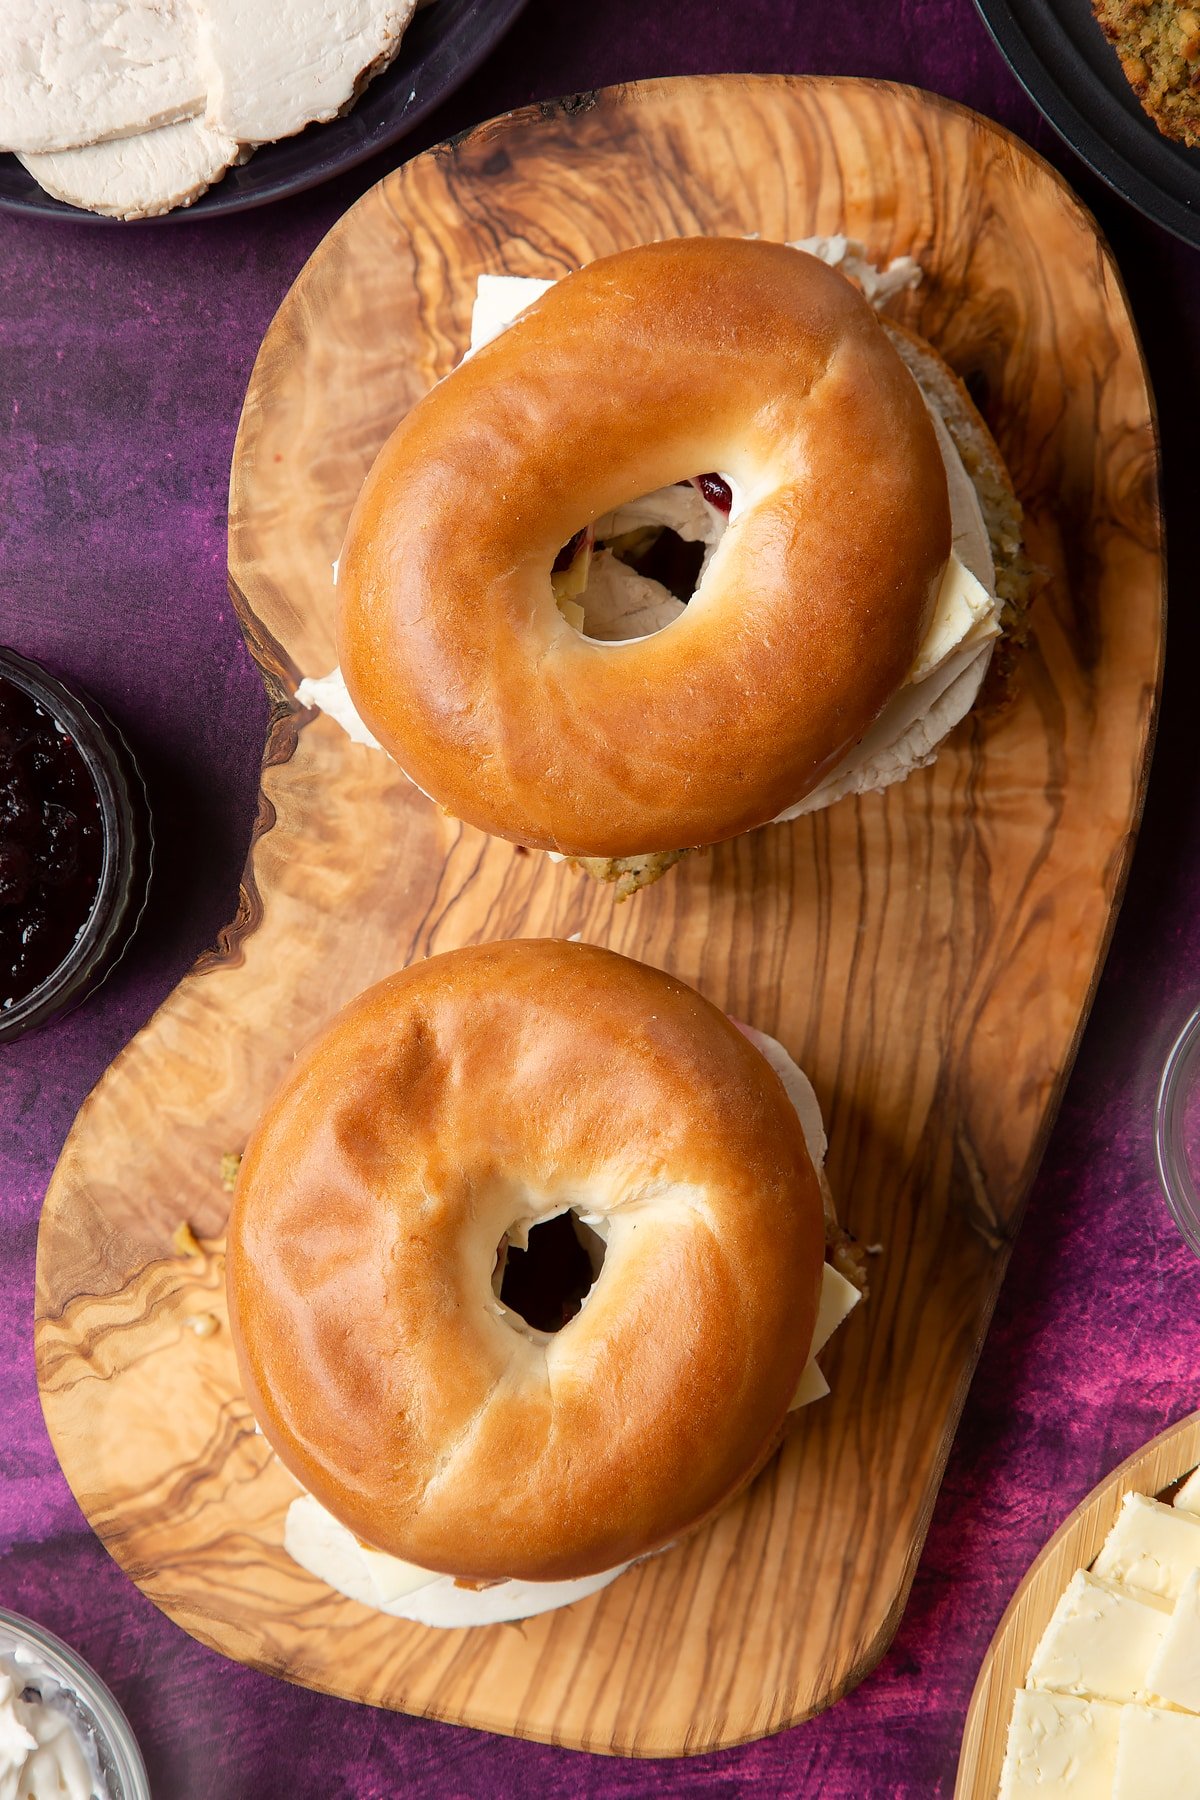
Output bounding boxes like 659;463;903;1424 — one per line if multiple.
19;118;241;220
0;0;206;154
0;0;422;217
197;0;417;144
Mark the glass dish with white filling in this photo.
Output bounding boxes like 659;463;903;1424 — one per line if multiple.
0;1609;149;1800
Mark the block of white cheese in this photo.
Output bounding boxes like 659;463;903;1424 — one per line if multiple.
1175;1464;1200;1516
998;1689;1120;1799
470;273;555;351
786;1261;859;1414
0;0;206;154
1093;1492;1200;1602
196;0;417;144
1113;1703;1200;1798
1145;1566;1200;1714
789;1361;830;1408
1026;1567;1172;1705
19;118;239;221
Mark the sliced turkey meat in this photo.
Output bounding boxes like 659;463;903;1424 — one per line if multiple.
196;0;417;143
0;0;206;154
19;116;240;219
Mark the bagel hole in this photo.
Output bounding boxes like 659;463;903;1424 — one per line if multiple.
611;528;705;602
496;1210;607;1333
551;475;732;643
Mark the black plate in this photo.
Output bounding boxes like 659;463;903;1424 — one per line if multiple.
973;0;1200;245
0;0;528;223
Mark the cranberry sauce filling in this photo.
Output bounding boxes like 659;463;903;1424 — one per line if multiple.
689;472;733;514
0;677;104;1011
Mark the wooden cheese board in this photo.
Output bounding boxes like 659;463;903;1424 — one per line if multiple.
956;1411;1200;1798
34;74;1162;1756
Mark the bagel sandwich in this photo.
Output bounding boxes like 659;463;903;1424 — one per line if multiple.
228;939;864;1628
300;236;1032;896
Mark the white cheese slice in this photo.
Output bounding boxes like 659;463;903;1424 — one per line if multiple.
909;554;998;681
788;1361;830;1409
356;1539;444;1607
196;0;417;144
1145;1566;1200;1714
285;1491;436;1609
1175;1466;1200;1516
1113;1704;1200;1798
19;117;238;221
285;1491;630;1628
808;1263;863;1362
0;0;206;154
470;273;555;352
998;1689;1120;1799
787;1264;864;1411
1093;1492;1200;1602
1027;1568;1172;1705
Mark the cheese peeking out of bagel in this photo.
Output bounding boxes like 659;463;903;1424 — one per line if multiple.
228;939;863;1628
303;236;1030;894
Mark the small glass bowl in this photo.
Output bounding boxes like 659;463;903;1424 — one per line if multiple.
1155;1005;1200;1259
0;649;151;1042
0;1607;150;1800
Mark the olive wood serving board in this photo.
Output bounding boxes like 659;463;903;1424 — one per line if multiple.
35;75;1162;1756
955;1411;1200;1798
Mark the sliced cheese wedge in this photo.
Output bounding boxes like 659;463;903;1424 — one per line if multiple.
789;1362;830;1410
1175;1464;1200;1517
1027;1568;1172;1705
1113;1704;1200;1798
1093;1492;1200;1602
1145;1566;1200;1714
998;1689;1120;1799
788;1263;863;1410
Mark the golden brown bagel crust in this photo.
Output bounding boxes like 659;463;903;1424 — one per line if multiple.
227;940;825;1582
337;238;952;858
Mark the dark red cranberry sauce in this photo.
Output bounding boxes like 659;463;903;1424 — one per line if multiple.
689;472;732;514
0;676;104;1011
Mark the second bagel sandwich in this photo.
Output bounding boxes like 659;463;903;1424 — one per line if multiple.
227;939;863;1627
304;235;1031;894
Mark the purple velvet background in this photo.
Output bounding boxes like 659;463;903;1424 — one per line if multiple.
1;3;1199;1795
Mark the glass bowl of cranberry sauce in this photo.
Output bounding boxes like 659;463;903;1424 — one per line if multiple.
0;650;150;1041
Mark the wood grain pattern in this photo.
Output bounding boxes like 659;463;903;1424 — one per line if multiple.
34;75;1162;1756
956;1412;1200;1798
